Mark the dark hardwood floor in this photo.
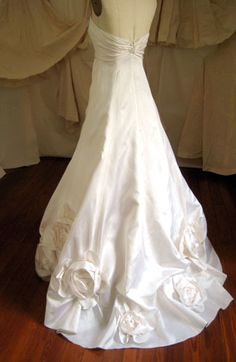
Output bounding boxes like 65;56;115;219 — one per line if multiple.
0;158;235;362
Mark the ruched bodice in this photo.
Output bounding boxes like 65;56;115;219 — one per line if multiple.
88;17;149;62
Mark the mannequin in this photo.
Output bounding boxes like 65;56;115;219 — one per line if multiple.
90;0;157;42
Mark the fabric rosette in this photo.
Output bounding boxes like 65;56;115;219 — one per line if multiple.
116;303;154;344
36;203;76;279
45;251;108;334
54;250;106;310
164;273;207;313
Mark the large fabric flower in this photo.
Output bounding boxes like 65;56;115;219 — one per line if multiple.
36;203;76;279
116;304;154;344
171;274;207;312
55;250;106;310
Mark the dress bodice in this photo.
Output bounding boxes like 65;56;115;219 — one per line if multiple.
88;17;149;62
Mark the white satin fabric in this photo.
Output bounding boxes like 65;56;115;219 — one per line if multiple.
35;17;233;349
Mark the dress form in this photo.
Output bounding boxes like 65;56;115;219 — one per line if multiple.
91;0;157;42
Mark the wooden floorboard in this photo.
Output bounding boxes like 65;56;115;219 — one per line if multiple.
0;158;235;362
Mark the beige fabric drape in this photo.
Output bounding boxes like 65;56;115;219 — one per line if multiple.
149;0;236;48
57;39;94;128
0;63;83;170
178;31;236;175
0;0;90;80
144;43;218;151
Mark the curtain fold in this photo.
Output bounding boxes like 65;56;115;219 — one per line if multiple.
178;31;236;175
0;0;91;80
149;0;236;48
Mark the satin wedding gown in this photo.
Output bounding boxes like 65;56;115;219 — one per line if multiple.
35;17;233;349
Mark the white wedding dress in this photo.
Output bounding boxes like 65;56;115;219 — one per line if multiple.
35;17;233;349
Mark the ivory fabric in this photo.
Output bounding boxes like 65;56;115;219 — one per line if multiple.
35;18;233;349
